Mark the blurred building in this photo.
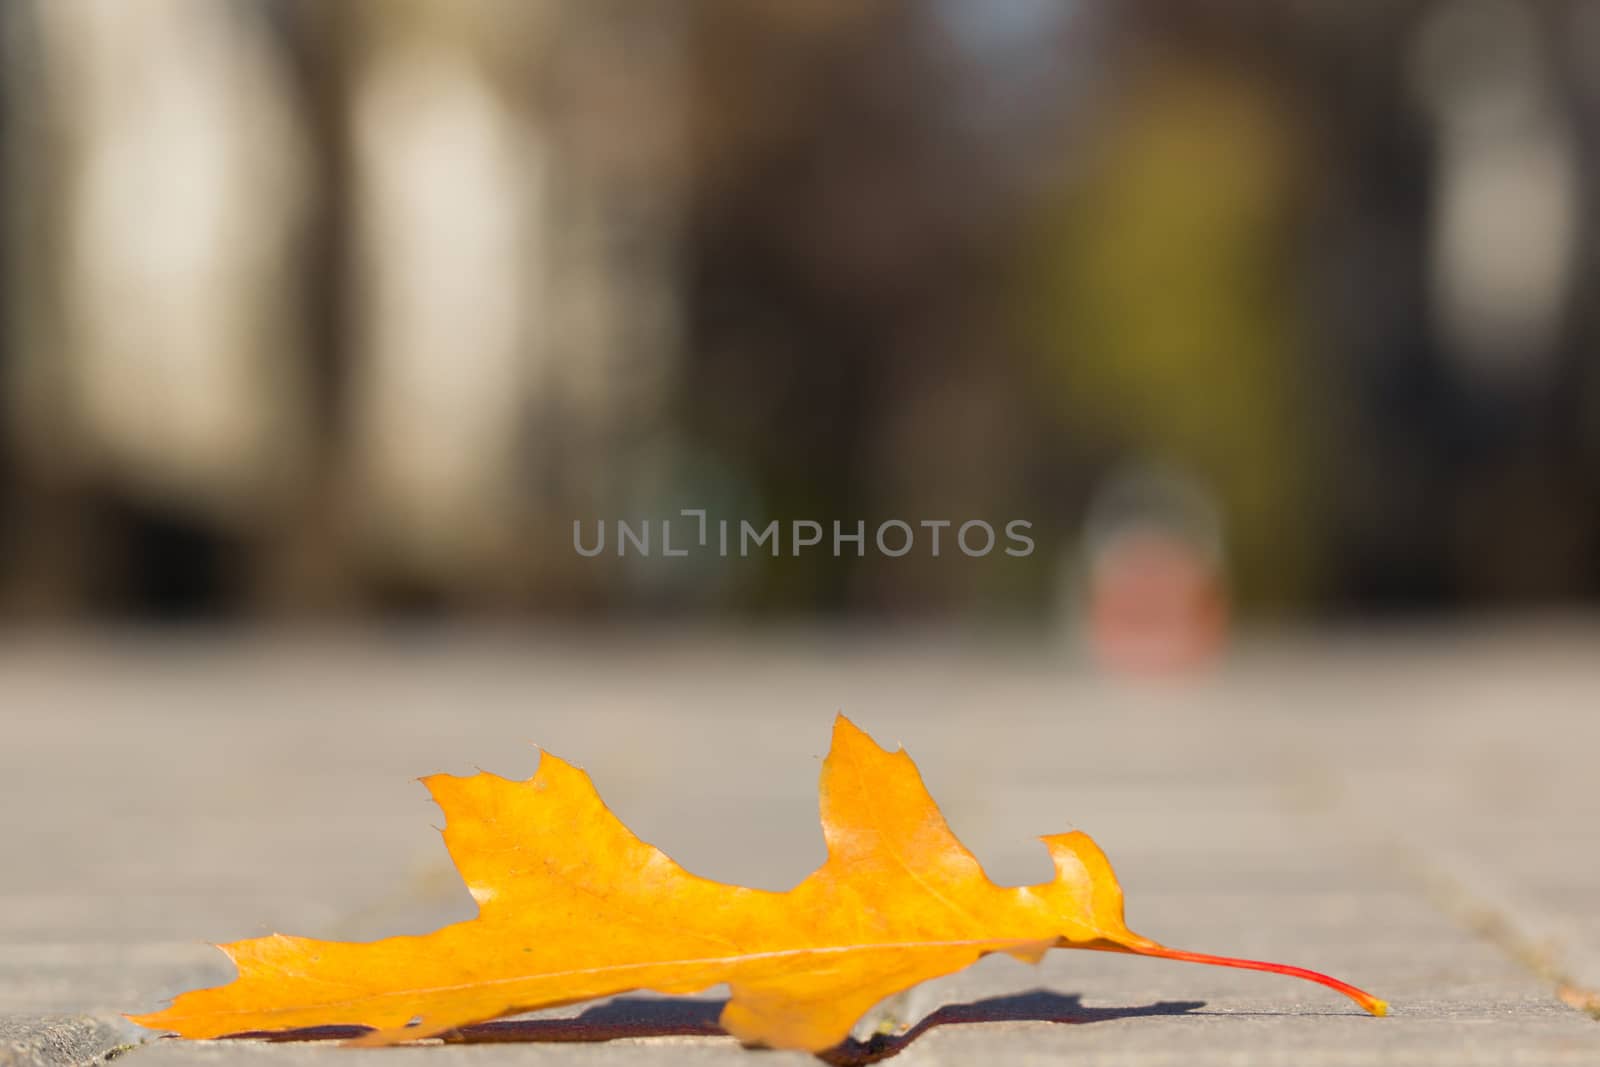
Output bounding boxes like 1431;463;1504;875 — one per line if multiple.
0;0;1596;624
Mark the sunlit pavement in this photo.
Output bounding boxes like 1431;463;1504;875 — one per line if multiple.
3;626;1598;1065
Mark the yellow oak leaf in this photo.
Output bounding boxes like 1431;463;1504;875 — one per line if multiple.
130;715;1385;1051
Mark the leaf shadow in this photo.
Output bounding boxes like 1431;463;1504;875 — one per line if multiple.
241;991;1204;1061
817;992;1207;1065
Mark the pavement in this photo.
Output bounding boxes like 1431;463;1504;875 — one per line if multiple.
1;626;1597;1065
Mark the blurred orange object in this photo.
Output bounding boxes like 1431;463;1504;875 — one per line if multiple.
1080;465;1229;675
1087;527;1229;675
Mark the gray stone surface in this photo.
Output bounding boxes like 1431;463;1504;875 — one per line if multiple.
0;1015;130;1067
1;627;1597;1063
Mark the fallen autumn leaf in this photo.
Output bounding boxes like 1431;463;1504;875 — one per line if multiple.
130;715;1386;1051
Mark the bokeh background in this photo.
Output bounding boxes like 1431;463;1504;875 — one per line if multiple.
3;6;1600;1051
2;0;1599;643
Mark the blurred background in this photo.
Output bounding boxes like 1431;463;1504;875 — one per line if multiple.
3;5;1600;1044
2;0;1599;649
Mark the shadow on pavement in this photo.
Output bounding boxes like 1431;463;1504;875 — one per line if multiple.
815;992;1207;1064
228;991;1205;1061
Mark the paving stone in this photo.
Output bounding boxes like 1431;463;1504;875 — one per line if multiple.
0;1015;132;1067
1;631;1595;1064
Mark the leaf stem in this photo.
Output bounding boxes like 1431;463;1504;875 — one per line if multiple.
1117;944;1388;1017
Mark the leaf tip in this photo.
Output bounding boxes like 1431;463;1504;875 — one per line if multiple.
418;772;458;800
829;713;878;750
